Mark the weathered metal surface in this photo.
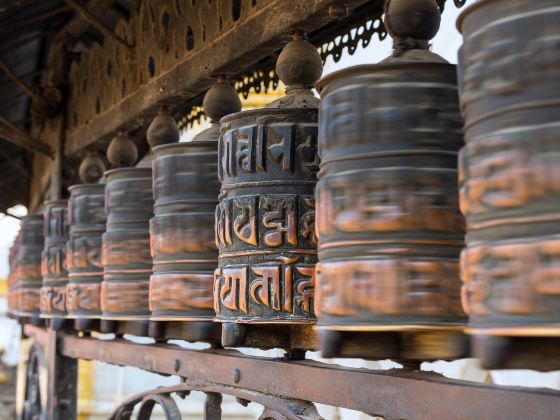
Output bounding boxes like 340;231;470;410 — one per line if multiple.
66;183;106;319
40;200;69;318
149;141;218;321
215;107;319;327
457;0;560;369
49;329;560;420
6;230;21;317
46;329;77;420
101;167;153;320
314;0;466;360
10;214;44;318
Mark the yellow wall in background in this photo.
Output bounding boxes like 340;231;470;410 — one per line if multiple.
0;279;6;296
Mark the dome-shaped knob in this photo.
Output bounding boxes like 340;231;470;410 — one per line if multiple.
384;0;440;42
146;105;180;148
107;129;138;168
276;31;322;88
203;76;242;123
79;152;106;183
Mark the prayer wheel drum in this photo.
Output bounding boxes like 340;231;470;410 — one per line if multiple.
11;214;44;320
315;0;467;360
40;200;69;320
66;184;106;323
101;167;153;325
458;0;560;370
215;34;322;349
149;142;218;322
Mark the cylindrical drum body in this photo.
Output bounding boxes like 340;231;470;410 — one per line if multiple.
149;142;218;320
7;232;22;316
101;168;153;320
66;184;106;318
11;214;44;317
458;0;560;335
315;63;465;330
40;200;69;318
215;108;319;324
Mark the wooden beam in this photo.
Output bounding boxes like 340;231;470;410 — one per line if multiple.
0;147;31;179
0;116;54;157
0;58;38;99
0;5;71;35
63;0;132;51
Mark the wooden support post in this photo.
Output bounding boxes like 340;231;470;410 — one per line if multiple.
46;328;77;420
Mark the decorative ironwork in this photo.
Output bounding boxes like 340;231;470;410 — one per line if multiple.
458;0;560;370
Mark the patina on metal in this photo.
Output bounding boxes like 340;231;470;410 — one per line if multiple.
66;183;106;322
149;79;241;342
40;200;70;320
215;32;321;349
314;0;466;361
9;214;44;321
458;0;560;370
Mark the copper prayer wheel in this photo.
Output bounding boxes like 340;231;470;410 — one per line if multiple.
314;0;466;360
101;167;153;321
66;183;106;321
40;200;70;319
10;214;44;320
458;0;560;370
215;34;322;349
149;81;240;341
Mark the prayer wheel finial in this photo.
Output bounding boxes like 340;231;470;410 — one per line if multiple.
79;151;106;184
202;76;242;124
146;105;180;149
269;31;323;108
107;129;138;168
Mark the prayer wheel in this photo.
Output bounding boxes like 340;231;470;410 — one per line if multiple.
149;81;241;341
101;131;154;330
10;214;44;321
40;200;70;321
66;184;106;324
458;0;560;370
215;33;322;350
315;0;466;360
6;230;22;318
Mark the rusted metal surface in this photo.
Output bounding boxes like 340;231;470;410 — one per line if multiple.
54;331;560;420
10;214;44;319
101;167;153;320
66;183;106;319
46;329;77;420
40;200;69;319
457;0;560;369
149;141;218;321
313;0;466;361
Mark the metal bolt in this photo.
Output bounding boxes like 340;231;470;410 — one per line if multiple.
173;359;181;372
232;368;241;383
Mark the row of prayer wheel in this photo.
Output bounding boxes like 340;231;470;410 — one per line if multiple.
6;0;559;369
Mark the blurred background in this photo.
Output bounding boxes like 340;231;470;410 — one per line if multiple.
1;1;559;418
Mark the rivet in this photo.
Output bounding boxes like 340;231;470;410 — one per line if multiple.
232;368;241;383
173;359;181;372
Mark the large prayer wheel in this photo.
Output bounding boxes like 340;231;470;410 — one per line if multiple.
215;33;322;349
6;230;22;318
40;200;70;319
149;81;241;342
66;183;106;321
101;167;153;322
11;214;44;320
458;0;560;370
314;0;466;360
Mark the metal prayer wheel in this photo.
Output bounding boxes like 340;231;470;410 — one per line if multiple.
40;200;70;319
11;214;44;319
7;231;22;318
215;33;322;349
314;0;466;360
149;82;240;342
66;183;106;321
101;167;153;321
458;0;560;370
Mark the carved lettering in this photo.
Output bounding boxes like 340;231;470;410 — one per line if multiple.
262;196;297;247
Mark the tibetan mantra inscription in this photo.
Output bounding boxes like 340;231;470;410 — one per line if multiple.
66;184;106;319
458;0;560;334
215;109;319;323
101;168;153;320
40;200;69;318
11;214;44;317
149;142;218;320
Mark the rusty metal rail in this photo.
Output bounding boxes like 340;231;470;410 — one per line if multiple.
22;324;560;419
